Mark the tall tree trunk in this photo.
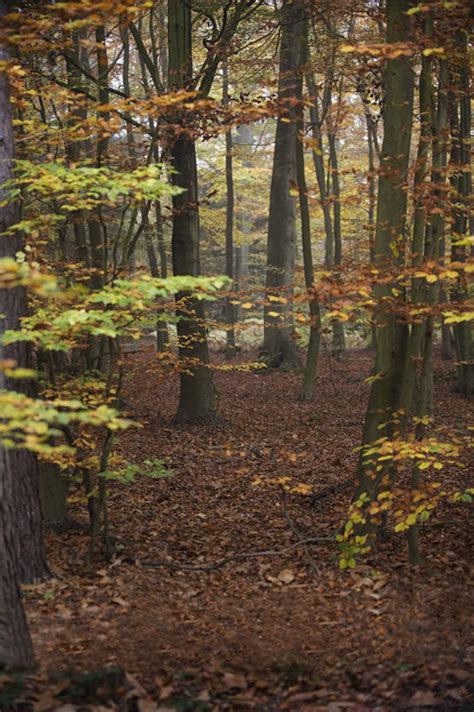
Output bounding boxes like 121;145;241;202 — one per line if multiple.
296;17;320;399
86;26;108;293
0;65;48;586
135;24;170;351
223;59;236;356
263;0;306;369
398;26;433;420
327;96;346;359
234;123;253;329
65;31;90;267
449;32;473;395
434;59;451;361
362;113;379;349
305;70;334;270
168;0;216;422
0;4;44;667
297;119;321;400
365;112;378;350
357;0;414;499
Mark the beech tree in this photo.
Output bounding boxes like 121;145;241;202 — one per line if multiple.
263;0;306;368
0;0;42;668
357;0;415;500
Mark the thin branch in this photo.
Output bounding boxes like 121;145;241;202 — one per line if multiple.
141;536;334;573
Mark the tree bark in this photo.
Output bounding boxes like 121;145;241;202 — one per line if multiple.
0;2;43;667
263;0;306;369
297;119;321;400
296;17;320;400
327;91;346;359
449;32;473;395
168;0;216;422
357;0;414;498
223;59;236;356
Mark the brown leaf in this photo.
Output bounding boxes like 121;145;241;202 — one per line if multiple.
277;568;295;584
111;596;129;607
137;698;160;712
222;672;247;690
407;690;442;707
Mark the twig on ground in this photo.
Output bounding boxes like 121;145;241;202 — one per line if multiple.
139;536;334;573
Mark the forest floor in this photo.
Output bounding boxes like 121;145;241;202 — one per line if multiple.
11;349;474;711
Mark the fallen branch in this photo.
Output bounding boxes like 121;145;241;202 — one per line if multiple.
140;536;334;573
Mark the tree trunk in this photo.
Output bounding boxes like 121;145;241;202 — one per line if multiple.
305;70;334;270
327;108;346;359
223;59;236;356
357;0;414;499
0;33;48;587
449;33;473;395
365;113;377;350
0;3;43;666
65;31;90;267
0;451;35;669
263;0;306;369
297;118;321;400
296;18;320;400
168;0;216;422
398;27;433;421
135;26;170;351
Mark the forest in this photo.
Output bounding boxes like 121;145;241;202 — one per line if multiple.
0;0;473;710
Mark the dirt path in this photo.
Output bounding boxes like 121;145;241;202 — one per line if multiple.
24;350;473;711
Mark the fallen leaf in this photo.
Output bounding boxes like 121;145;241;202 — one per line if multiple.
223;672;247;690
407;690;442;707
277;568;295;584
112;596;129;607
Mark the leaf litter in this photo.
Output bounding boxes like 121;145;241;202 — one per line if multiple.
14;349;474;711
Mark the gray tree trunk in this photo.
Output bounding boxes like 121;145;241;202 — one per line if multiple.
449;32;473;395
0;1;42;667
263;0;306;369
168;0;217;422
223;59;236;356
357;0;415;498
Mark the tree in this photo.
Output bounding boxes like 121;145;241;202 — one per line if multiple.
167;0;217;422
357;0;415;501
262;0;306;369
297;12;321;400
448;30;473;395
223;58;237;357
0;0;41;667
168;0;263;419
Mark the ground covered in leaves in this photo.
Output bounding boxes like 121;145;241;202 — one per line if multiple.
11;350;474;711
